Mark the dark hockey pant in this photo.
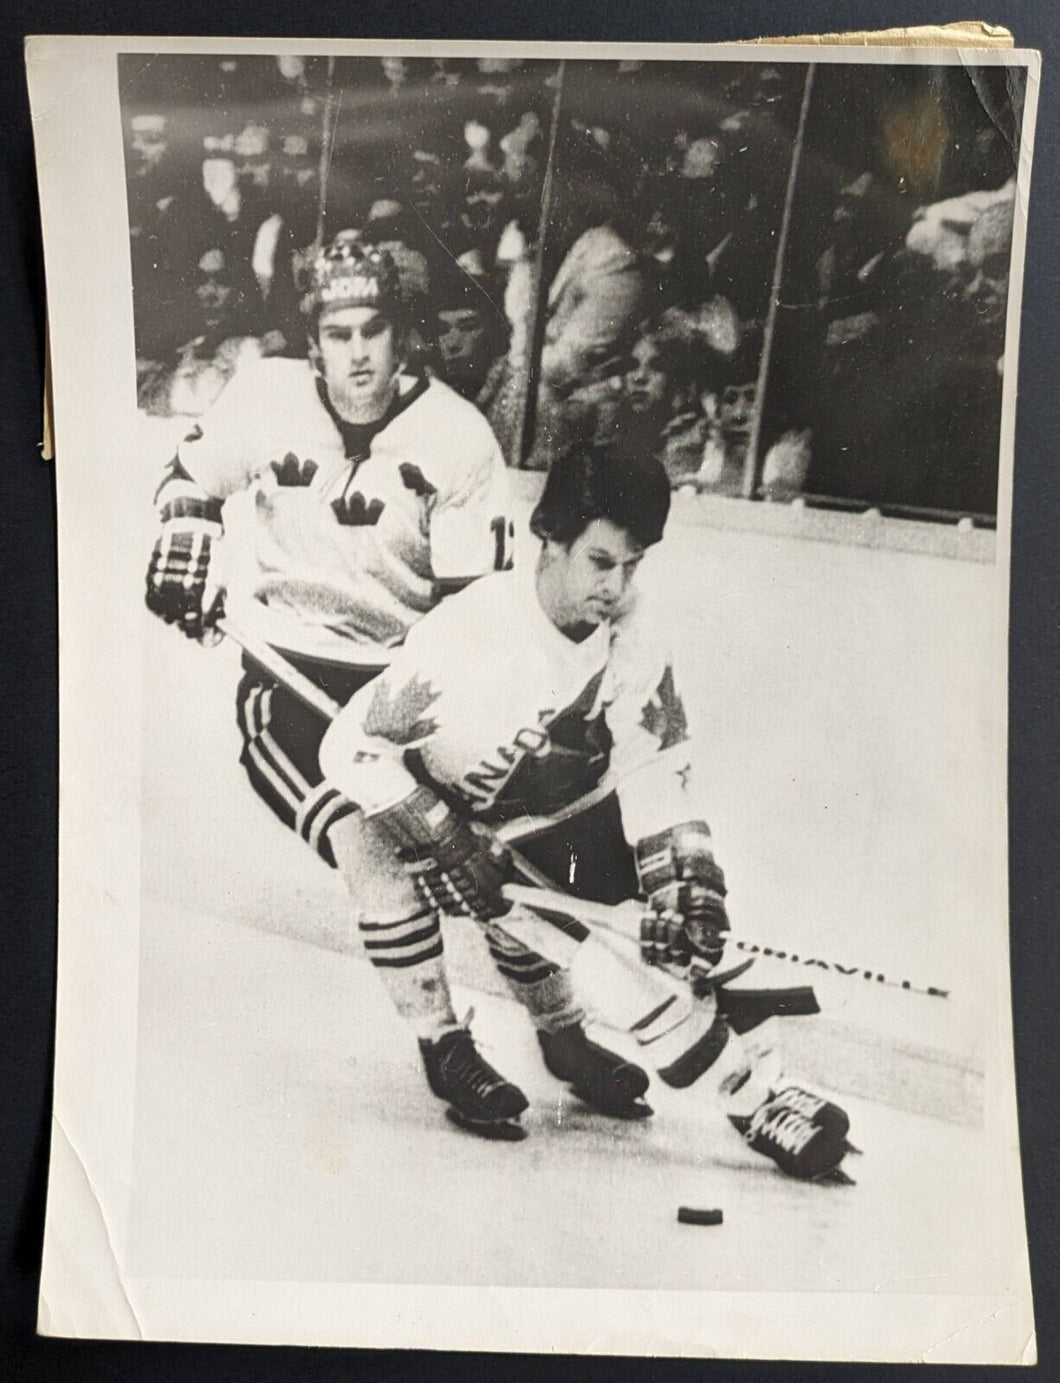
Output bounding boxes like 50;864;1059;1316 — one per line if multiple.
235;652;374;868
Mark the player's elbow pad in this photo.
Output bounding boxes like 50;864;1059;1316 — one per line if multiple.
154;456;224;527
318;717;409;814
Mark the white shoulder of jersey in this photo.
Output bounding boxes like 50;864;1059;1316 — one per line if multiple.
380;375;505;487
188;355;322;442
402;569;516;656
414;374;497;437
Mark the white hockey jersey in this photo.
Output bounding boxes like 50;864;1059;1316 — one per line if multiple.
168;358;514;662
319;564;701;847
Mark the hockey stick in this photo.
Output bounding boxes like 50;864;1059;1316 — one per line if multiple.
216;616;387;721
502;882;756;988
216;617;950;998
505;883;949;1001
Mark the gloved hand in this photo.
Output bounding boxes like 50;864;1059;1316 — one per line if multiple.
369;784;511;921
145;511;225;646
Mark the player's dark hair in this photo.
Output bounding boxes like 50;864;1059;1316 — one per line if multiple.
530;443;671;551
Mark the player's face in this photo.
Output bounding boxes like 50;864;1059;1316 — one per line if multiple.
543;519;646;633
315;305;402;424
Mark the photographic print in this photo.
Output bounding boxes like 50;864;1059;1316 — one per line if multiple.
28;35;1037;1361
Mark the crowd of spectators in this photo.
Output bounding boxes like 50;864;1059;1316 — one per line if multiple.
123;53;1021;517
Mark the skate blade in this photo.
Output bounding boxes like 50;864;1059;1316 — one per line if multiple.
445;1106;528;1142
818;1166;857;1186
569;1088;654;1120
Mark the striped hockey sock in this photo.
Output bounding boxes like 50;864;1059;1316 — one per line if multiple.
359;907;459;1039
485;925;585;1034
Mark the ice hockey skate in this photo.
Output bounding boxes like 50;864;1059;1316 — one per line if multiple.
537;1022;653;1120
729;1084;858;1184
419;1026;529;1142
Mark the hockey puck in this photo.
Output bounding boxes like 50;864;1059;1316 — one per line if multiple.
677;1206;723;1226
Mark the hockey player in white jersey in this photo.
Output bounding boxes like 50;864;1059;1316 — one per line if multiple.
320;444;856;1179
145;236;515;866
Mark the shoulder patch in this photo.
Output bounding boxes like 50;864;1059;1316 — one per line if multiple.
399;463;437;498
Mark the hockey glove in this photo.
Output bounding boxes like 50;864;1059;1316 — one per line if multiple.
145;497;225;645
368;784;511;921
635;822;730;973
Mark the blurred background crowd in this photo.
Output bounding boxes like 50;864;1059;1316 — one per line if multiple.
122;53;1023;520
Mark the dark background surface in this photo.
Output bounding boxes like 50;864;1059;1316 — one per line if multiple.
2;3;1057;1380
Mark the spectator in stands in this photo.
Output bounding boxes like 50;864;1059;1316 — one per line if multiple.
380;56;411;96
234;120;273;191
519;154;646;468
801;168;1015;515
459;167;511;255
137;245;276;418
617;310;740;490
129;111;170;178
175;150;277;333
127;112;185;361
429;261;509;405
484;195;645;468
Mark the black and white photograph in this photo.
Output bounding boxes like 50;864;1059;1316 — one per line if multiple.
27;34;1037;1360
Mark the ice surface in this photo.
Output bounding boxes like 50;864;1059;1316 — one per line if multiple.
127;893;1009;1294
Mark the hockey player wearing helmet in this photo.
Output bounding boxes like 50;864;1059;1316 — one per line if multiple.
307;251;407;425
145;235;514;868
319;443;856;1178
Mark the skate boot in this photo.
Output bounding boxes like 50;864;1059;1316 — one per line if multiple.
729;1084;857;1183
538;1022;653;1119
419;1027;529;1142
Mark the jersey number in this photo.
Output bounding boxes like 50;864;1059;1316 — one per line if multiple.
491;515;515;571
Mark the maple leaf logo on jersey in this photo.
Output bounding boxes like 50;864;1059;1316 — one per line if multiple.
364;673;441;745
639;664;690;751
271;451;318;487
